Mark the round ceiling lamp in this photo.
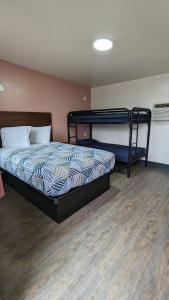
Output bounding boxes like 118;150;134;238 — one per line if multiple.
93;38;113;51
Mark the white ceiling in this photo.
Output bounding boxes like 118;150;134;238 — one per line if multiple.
0;0;169;87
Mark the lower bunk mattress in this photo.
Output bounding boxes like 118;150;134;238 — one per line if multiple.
77;139;146;163
0;142;115;197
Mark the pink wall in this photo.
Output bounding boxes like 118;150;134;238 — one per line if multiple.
0;59;91;141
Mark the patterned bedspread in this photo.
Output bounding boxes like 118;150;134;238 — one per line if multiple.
0;142;115;197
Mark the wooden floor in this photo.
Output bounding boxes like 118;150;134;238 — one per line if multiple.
0;164;169;300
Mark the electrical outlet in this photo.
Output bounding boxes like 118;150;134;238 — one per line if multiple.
83;96;87;102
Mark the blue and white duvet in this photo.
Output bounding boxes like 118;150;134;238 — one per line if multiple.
0;142;115;197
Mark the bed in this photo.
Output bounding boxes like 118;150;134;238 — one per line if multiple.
67;107;151;177
0;111;115;222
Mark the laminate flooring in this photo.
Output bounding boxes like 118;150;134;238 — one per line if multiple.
0;164;169;300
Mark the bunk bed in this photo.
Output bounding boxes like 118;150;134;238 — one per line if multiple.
67;107;151;177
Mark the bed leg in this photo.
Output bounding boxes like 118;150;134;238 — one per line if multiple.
127;166;131;178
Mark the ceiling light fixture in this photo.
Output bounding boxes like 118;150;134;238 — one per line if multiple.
93;38;113;51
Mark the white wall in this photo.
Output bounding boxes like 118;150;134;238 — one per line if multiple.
91;74;169;164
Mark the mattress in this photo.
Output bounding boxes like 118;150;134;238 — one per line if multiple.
69;112;149;124
77;139;145;163
0;142;115;197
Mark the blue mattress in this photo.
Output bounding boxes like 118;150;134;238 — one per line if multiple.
69;112;149;124
77;139;146;163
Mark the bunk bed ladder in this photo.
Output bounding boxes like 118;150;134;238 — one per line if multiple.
128;109;151;177
128;112;139;178
145;118;151;167
67;123;78;143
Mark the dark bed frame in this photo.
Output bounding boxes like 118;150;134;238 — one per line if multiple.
0;111;110;223
67;107;151;178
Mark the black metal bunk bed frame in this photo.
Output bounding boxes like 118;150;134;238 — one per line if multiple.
67;107;151;178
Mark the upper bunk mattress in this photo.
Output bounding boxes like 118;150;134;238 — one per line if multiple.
0;142;115;197
68;112;149;124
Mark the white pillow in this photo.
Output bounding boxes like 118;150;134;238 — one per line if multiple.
1;126;31;148
30;126;51;144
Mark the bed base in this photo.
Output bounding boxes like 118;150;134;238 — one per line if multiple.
3;172;110;223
